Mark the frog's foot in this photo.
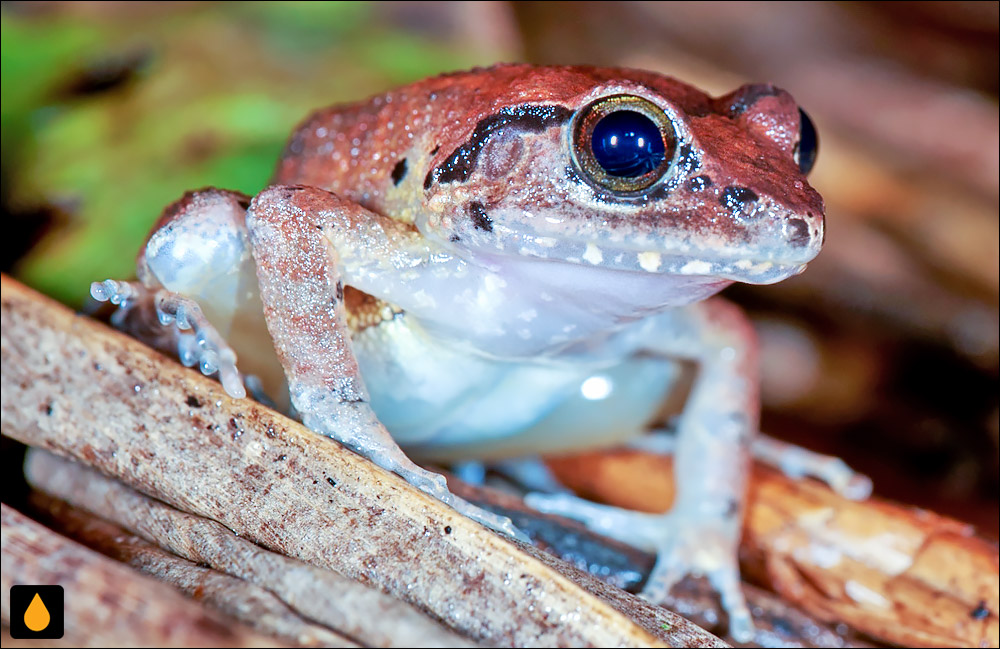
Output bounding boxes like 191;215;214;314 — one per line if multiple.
752;433;872;500
151;291;245;399
632;430;872;500
327;423;529;543
525;492;753;642
91;279;246;399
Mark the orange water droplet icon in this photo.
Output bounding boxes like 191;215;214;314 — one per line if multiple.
24;592;51;632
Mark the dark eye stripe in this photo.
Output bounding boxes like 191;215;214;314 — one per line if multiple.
424;105;572;190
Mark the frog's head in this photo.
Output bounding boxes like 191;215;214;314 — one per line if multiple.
418;65;824;299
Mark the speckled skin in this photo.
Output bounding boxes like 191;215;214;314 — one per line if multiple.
93;64;827;642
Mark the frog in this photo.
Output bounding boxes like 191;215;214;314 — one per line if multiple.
92;63;865;641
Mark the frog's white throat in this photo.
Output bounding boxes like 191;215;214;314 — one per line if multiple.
383;252;734;358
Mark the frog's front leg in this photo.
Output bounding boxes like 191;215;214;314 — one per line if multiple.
528;298;758;641
91;189;281;401
245;185;526;542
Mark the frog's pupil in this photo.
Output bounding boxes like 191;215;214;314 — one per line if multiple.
590;110;665;178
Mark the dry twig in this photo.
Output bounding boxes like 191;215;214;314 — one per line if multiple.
27;490;360;648
0;504;286;648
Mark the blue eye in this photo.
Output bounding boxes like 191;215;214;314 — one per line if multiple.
795;108;818;175
590;111;665;178
572;95;676;193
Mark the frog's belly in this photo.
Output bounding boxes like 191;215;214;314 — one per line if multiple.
352;317;679;461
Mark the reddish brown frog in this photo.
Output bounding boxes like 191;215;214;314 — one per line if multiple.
94;64;868;640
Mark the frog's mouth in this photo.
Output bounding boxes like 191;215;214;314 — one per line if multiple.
488;228;814;286
442;196;823;285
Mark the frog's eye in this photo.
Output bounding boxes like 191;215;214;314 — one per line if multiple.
794;108;818;175
572;95;676;193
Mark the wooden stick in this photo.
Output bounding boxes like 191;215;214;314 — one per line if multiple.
0;273;720;647
0;504;286;648
24;449;472;649
27;490;358;648
546;451;1000;648
2;623;85;649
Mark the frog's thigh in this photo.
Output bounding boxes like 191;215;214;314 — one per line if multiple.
244;184;527;541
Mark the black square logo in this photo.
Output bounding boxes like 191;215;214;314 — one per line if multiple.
8;585;64;639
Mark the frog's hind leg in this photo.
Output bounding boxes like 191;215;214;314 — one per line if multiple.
527;298;759;642
246;184;527;543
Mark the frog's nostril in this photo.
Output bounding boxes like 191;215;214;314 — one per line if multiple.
785;217;811;247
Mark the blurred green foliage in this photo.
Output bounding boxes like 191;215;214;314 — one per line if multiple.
1;2;504;304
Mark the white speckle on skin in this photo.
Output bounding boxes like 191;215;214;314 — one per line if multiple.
580;375;612;400
535;237;558;248
844;581;890;609
583;243;603;265
518;309;537;322
802;543;843;569
680;260;712;275
638;251;662;272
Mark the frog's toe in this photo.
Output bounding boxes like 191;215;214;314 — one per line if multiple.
394;461;530;543
639;532;753;643
154;292;246;399
752;433;873;500
90;279;146;327
706;560;754;643
457;504;531;544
